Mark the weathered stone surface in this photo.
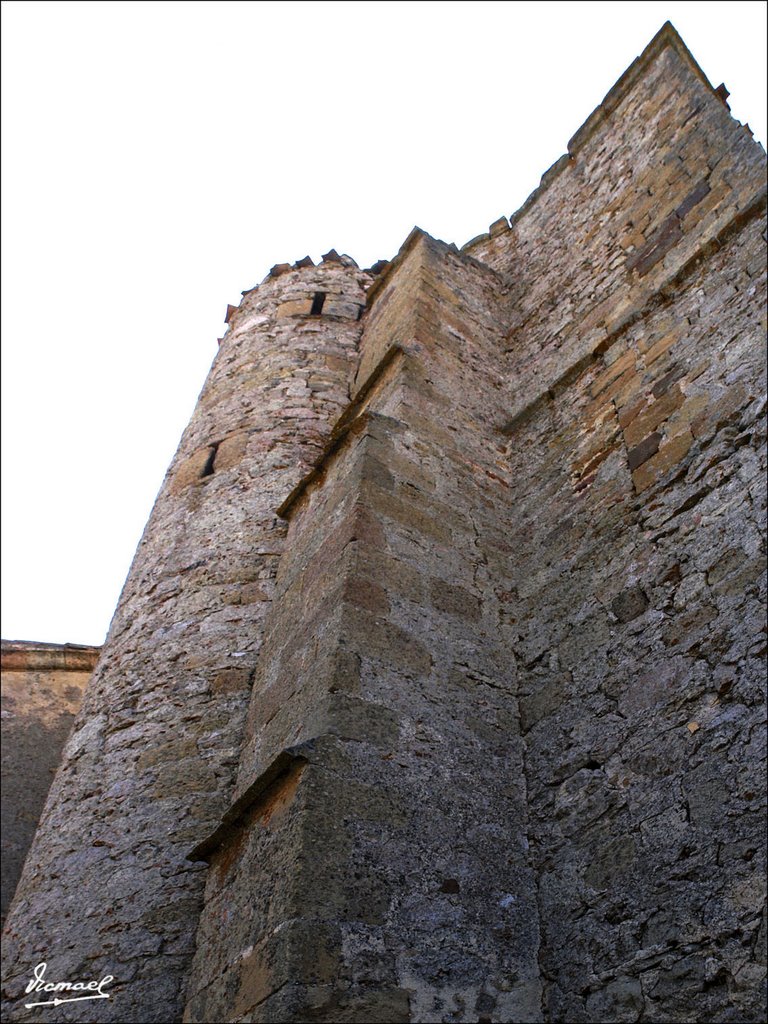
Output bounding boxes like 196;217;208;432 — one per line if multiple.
1;263;371;1022
0;641;99;925
499;203;767;1024
1;20;765;1024
185;235;541;1023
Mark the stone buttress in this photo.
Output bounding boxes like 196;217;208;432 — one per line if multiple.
183;232;542;1023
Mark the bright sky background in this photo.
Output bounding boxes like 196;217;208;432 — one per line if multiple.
2;1;766;646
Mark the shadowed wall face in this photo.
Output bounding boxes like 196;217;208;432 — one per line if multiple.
1;642;99;925
500;211;767;1024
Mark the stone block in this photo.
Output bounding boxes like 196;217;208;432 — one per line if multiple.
632;426;694;491
276;297;314;317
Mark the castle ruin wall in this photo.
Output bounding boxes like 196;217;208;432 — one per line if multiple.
1;22;765;1024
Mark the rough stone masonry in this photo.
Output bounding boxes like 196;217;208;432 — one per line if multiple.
1;22;766;1024
1;642;100;928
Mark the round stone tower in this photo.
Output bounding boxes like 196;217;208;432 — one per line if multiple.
1;253;372;1023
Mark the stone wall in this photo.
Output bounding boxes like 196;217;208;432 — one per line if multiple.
179;23;766;1020
0;641;99;925
183;234;545;1022
468;23;765;428
1;257;372;1023
500;205;766;1023
1;21;765;1024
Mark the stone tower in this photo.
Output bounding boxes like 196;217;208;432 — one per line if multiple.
2;23;766;1024
2;256;372;1022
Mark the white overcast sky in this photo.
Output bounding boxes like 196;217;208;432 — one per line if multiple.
2;1;766;646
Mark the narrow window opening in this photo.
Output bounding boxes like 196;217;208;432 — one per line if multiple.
310;292;326;315
200;443;219;478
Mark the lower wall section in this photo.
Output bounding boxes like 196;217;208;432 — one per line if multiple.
0;642;100;925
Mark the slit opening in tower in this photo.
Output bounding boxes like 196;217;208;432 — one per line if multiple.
200;443;219;478
310;292;326;315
